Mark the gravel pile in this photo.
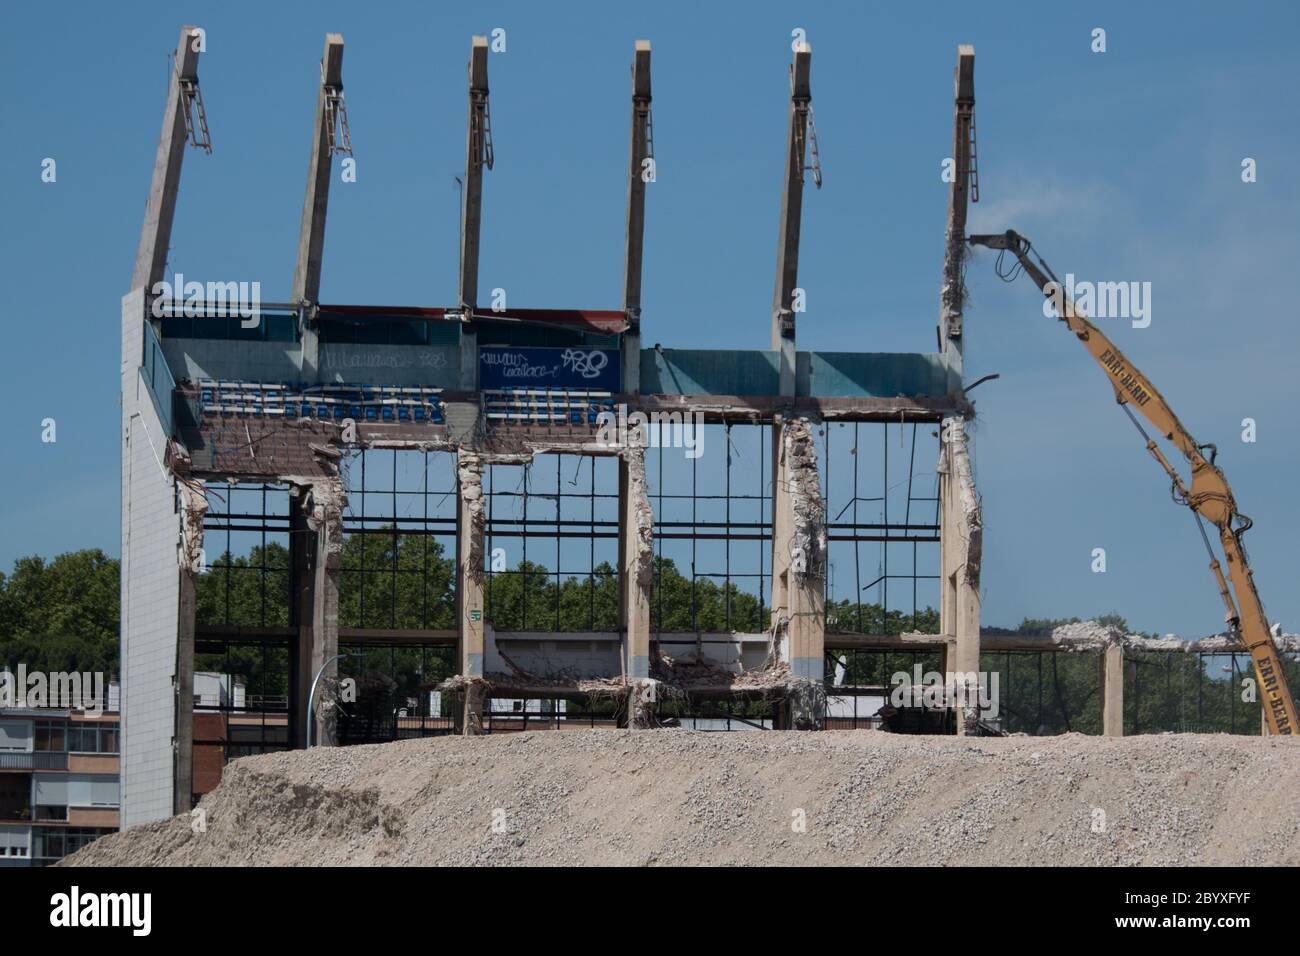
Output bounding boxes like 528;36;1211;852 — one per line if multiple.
65;730;1300;866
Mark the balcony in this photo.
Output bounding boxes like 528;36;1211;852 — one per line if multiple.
0;752;68;771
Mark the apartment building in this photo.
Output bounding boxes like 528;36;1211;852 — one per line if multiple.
0;703;121;866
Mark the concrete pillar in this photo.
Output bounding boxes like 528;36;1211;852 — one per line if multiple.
619;446;654;725
289;487;313;748
132;25;203;298
939;416;982;734
299;480;344;746
456;452;486;734
620;41;652;396
938;45;975;366
174;483;206;813
292;33;345;380
1100;643;1124;736
771;417;826;728
174;572;195;812
771;44;813;398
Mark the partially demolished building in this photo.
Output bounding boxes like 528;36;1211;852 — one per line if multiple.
120;27;987;824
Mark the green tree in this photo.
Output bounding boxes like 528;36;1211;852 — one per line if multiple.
0;550;119;675
195;543;291;628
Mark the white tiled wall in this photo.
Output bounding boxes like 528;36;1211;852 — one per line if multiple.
120;291;181;826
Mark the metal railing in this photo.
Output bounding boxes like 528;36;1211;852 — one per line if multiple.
0;752;68;770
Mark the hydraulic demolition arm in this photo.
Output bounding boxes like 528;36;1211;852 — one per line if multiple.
969;229;1296;735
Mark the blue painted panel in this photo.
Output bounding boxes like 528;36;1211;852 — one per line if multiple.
640;348;954;398
802;351;952;398
479;346;620;390
639;349;779;395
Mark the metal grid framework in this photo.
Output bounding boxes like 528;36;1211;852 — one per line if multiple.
482;694;619;733
338;449;459;630
478;693;780;732
192;634;293;763
819;421;941;635
821;648;1300;736
1122;649;1300;736
198;482;291;628
483;453;620;631
337;641;457;741
984;650;1102;735
823;647;946;729
645;422;771;634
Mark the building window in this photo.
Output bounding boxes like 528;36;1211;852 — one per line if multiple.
65;724;120;755
34;827;110;862
33;721;65;753
34;804;67;822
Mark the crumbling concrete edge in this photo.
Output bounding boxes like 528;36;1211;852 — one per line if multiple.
177;481;209;573
457;451;485;587
304;473;347;745
621;443;655;604
937;416;981;591
784;417;827;589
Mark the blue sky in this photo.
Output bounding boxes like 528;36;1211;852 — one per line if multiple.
2;1;1298;637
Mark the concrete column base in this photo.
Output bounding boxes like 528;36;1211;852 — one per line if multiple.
785;678;826;730
462;681;486;736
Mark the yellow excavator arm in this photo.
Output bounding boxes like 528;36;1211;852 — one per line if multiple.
969;230;1296;735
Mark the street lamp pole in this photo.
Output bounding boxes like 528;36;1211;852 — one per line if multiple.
306;653;349;749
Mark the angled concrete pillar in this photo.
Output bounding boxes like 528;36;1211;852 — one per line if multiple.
771;417;826;728
132;24;204;330
456;452;486;734
939;416;982;734
621;41;652;394
457;36;491;390
771;43;813;397
292;33;345;378
939;44;975;372
1100;643;1125;736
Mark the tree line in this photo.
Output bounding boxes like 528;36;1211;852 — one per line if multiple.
1;545;1291;735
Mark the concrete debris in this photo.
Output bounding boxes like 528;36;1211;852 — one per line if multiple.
64;731;1300;867
783;418;826;586
177;482;209;574
981;619;1300;655
628;679;658;729
303;478;346;558
652;650;792;691
308;441;342;461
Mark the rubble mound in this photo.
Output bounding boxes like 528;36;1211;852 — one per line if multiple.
65;730;1299;866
